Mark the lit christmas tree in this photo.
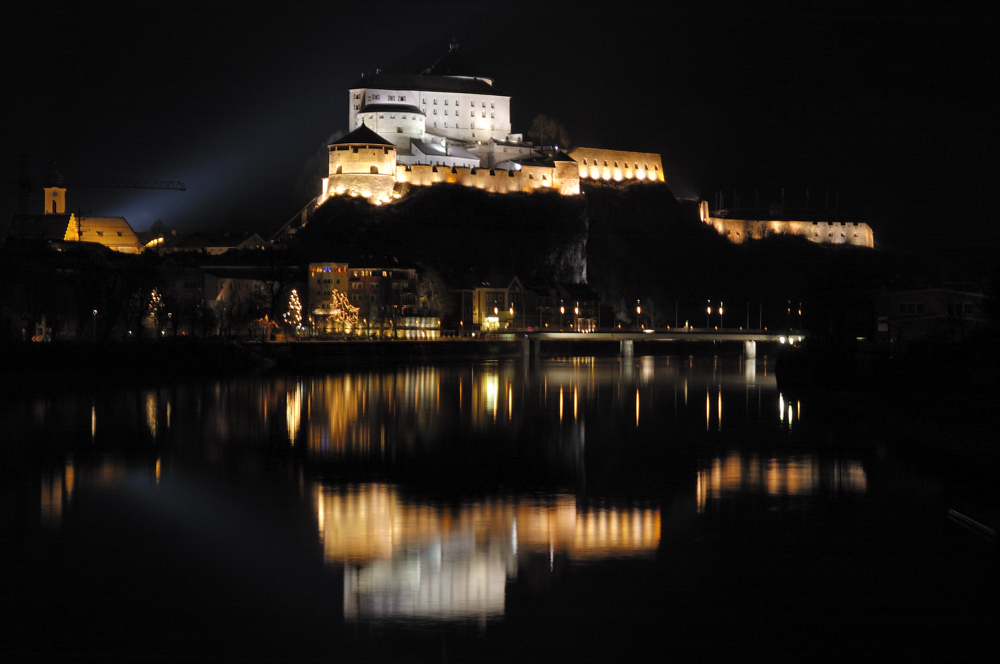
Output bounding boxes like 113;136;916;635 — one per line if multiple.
286;289;302;331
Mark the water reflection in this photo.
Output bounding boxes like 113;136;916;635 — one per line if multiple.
696;451;868;513
317;484;660;621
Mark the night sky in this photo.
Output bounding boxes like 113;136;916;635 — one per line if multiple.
3;1;997;270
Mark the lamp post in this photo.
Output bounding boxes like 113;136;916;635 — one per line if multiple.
706;301;711;329
719;302;724;330
636;300;641;330
92;309;97;343
560;302;565;330
574;302;579;332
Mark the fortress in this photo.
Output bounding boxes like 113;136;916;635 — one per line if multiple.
316;42;664;206
294;42;874;249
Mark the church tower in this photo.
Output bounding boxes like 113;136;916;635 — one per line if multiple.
43;168;66;214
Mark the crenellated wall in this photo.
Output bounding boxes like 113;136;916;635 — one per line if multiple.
392;162;580;196
568;147;665;183
698;200;874;248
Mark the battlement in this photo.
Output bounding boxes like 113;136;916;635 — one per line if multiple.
698;199;874;248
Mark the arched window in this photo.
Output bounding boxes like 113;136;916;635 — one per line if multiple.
336;165;343;174
370;165;379;174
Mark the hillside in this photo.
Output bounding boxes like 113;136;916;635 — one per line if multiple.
290;181;924;331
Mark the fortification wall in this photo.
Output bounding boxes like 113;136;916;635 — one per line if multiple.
394;163;579;195
705;216;875;248
328;144;396;176
568;147;665;183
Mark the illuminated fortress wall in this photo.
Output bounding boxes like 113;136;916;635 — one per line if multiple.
393;161;580;196
323;143;398;201
698;201;875;248
568;147;666;183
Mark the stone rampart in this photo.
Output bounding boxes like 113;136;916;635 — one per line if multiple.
705;215;874;248
568;147;665;183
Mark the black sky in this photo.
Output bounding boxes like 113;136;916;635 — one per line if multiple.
3;1;997;269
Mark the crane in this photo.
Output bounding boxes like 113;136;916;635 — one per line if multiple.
15;154;185;214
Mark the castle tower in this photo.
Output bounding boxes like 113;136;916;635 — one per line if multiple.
322;123;398;203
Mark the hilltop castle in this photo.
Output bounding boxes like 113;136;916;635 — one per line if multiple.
316;42;664;206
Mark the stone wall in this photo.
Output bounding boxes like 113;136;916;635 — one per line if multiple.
568;147;665;183
704;215;875;248
394;163;580;195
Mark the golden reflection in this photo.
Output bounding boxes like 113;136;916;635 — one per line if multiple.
145;392;157;438
697;452;867;512
41;470;62;527
559;386;564;422
155;457;161;484
635;388;640;426
717;386;722;431
573;386;578;420
705;391;710;431
286;383;302;446
90;405;96;441
64;458;74;500
318;484;660;620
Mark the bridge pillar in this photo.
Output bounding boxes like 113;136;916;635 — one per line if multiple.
743;340;757;360
621;339;634;358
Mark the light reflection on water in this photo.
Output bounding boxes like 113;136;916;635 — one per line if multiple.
318;484;660;621
21;356;873;625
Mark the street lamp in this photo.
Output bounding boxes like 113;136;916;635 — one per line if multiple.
636;300;641;330
92;309;97;343
706;301;711;329
719;302;724;329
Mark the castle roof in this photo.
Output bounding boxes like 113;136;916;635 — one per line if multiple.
331;123;396;147
352;71;502;96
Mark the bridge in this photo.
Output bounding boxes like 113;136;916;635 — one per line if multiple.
522;329;805;359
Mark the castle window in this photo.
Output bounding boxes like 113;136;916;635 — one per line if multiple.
117;231;122;236
434;109;437;115
491;112;494;118
379;115;384;119
470;101;475;107
400;96;406;101
444;121;448;127
97;231;104;236
603;161;608;167
482;102;486;107
354;105;359;111
371;165;379;174
491;102;494;108
614;161;618;167
454;99;458;105
390;114;395;119
482;112;486;117
444;99;448;105
336;165;343;174
388;95;395;101
433;98;437;105
470;111;474;117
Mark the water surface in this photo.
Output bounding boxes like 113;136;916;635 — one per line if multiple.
3;355;995;661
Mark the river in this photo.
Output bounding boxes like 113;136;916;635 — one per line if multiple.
2;354;995;662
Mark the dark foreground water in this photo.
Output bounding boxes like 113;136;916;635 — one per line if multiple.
2;355;995;662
